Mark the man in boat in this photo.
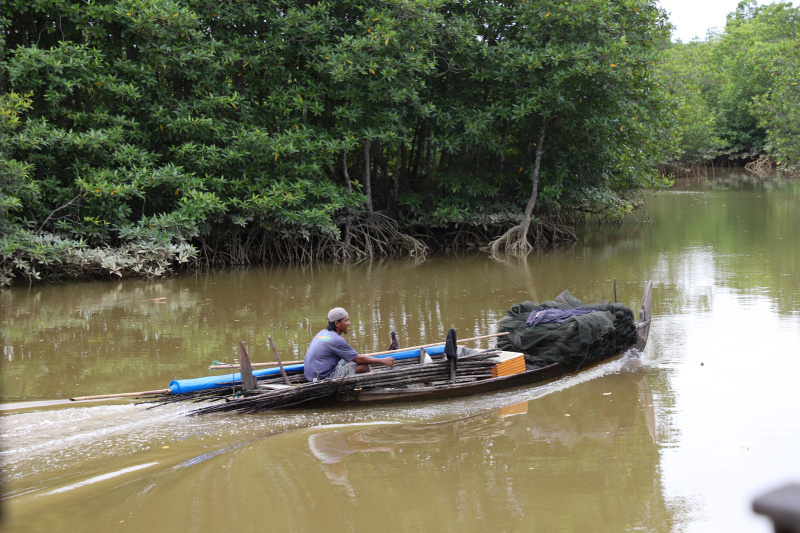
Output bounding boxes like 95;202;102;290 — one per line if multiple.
303;307;395;381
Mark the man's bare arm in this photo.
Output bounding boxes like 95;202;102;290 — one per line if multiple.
353;354;395;368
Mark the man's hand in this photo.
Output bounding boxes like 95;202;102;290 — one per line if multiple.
382;356;395;369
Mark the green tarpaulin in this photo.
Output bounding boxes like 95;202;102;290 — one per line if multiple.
496;290;639;370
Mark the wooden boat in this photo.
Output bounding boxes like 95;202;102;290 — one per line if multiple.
147;281;652;415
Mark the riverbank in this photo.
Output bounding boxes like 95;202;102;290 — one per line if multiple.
1;209;587;288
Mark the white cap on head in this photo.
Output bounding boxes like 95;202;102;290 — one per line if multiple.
327;307;348;322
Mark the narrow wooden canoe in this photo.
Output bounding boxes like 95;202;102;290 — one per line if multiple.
162;281;652;415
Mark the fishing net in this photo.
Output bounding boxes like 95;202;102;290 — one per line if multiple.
496;290;638;370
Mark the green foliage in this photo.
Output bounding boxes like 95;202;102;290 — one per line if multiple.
752;74;800;171
0;228;197;286
748;3;800;171
0;91;36;223
710;1;800;156
0;0;676;284
660;1;800;164
659;42;725;163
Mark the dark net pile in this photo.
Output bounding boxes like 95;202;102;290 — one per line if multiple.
496;290;639;370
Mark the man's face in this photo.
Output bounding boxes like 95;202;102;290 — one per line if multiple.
335;317;350;335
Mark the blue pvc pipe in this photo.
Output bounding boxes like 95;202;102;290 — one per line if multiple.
385;344;445;361
168;345;446;395
168;364;304;395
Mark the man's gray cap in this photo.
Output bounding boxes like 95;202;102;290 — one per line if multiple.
327;307;348;322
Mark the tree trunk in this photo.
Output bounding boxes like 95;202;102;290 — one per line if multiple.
499;123;509;173
372;139;381;187
410;126;424;181
488;117;550;257
518;117;549;238
341;149;353;247
381;142;390;200
387;147;400;218
424;138;432;183
399;142;408;191
341;149;352;193
361;138;373;212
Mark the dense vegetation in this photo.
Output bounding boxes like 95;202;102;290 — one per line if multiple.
1;0;676;286
661;1;800;173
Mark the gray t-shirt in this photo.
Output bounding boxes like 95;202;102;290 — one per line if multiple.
303;329;359;381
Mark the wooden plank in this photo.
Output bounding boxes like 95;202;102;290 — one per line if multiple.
268;335;292;386
259;384;293;390
238;341;257;391
491;353;526;378
70;389;169;401
445;328;457;384
209;360;303;370
348;352;627;404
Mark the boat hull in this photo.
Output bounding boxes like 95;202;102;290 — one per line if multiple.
337;350;630;404
168;281;653;415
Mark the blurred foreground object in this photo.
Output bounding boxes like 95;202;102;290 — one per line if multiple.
753;484;800;533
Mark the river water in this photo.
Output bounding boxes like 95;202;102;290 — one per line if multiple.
2;171;799;532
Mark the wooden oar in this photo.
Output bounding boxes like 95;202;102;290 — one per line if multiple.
70;389;169;401
209;332;510;369
268;335;292;386
209;360;303;370
238;341;257;391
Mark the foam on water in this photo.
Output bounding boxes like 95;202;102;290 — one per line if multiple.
42;462;159;495
1;403;187;483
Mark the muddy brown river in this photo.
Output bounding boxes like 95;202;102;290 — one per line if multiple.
2;171;799;532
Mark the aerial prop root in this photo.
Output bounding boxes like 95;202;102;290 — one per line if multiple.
334;211;428;260
488;215;578;257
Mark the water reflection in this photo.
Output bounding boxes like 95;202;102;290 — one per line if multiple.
650;173;800;316
291;367;673;532
308;431;395;497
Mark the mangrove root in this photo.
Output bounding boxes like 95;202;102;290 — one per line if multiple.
193;211;428;267
487;217;577;258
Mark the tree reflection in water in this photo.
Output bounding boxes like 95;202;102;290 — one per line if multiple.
296;365;680;532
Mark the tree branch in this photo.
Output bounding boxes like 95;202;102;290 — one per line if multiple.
37;192;84;233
